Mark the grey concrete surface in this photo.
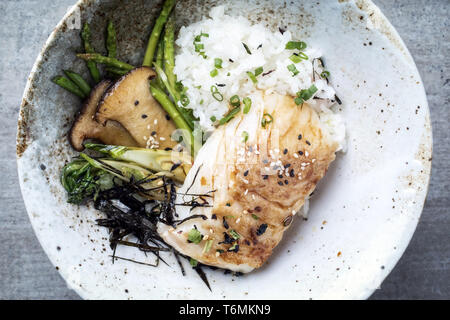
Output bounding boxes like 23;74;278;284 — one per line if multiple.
0;0;448;300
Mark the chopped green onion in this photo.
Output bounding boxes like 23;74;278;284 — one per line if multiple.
214;58;223;69
243;97;252;114
247;71;257;84
203;239;213;253
188;228;202;244
210;115;217;122
190;258;198;267
295;84;318;105
294;97;304;105
230;95;241;107
210;85;224;101
194;33;209;42
242;131;249;143
290;52;309;63
321;70;330;78
219;106;241;125
261;113;273;128
287;64;299;76
254;66;264;77
229;230;241;240
252;214;259;220
285;41;307;50
242;42;252;54
194;43;204;52
200;99;204;105
210;69;218;77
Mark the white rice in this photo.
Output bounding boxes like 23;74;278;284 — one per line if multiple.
174;5;346;151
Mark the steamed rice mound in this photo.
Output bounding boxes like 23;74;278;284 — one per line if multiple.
174;5;345;152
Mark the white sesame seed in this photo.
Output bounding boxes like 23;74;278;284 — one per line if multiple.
210;228;214;234
293;153;299;158
203;235;209;241
160;137;166;141
312;159;316;163
216;252;220;257
244;189;248;195
154;119;158;125
305;151;309;157
147;125;151;130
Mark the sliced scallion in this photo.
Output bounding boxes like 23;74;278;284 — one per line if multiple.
210;85;224;101
261;113;273;128
321;70;330;78
247;71;257;84
243;97;252;114
219;106;241;125
230;95;240;107
285;41;307;50
254;66;264;77
287;64;299;76
210;69;218;77
214;58;223;69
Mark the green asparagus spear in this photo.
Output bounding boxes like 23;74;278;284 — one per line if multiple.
149;83;193;152
163;15;176;89
52;76;87;99
77;53;135;71
154;37;165;89
105;67;129;77
142;0;176;67
63;70;91;96
106;21;117;58
81;23;101;83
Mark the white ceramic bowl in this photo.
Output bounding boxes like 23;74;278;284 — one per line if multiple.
17;0;432;299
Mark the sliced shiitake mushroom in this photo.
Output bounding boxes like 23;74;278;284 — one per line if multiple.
96;67;177;150
69;80;138;151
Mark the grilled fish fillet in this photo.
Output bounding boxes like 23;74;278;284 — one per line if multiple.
158;91;339;273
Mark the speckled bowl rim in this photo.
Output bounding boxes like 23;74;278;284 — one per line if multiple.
16;0;432;300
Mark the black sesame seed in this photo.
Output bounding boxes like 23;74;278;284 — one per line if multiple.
278;181;284;186
134;100;139;106
256;224;268;236
278;174;283;179
164;147;172;151
298;151;304;156
243;170;249;177
151;131;157;136
39;164;46;170
223;217;229;229
141;114;148;119
229;58;234;63
289;169;295;177
284;180;289;185
211;214;217;220
263;175;269;180
283;148;288;154
298;134;302;140
165;114;171;120
284;164;291;168
254;206;262;212
306;140;311;145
